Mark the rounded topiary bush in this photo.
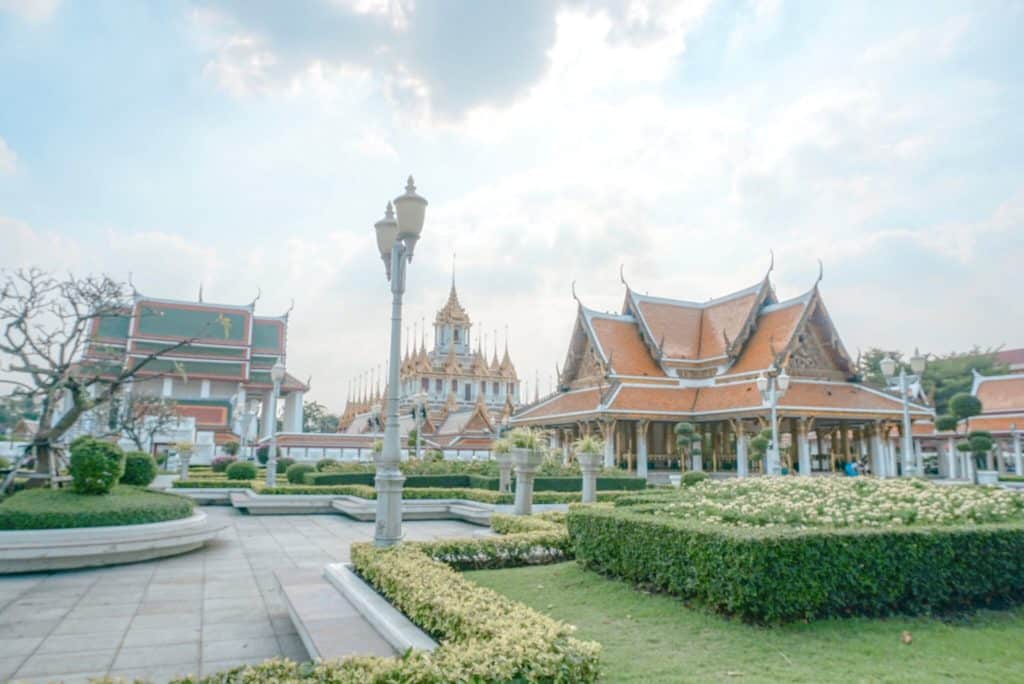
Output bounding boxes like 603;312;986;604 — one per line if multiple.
276;456;295;473
69;437;125;494
225;461;258;481
286;463;315;484
682;471;709;487
316;458;337;471
120;451;157;486
211;456;237;473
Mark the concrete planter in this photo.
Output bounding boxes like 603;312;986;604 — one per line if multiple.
976;470;999;485
511;447;544;515
0;511;223;574
495;451;513;493
577;452;602;503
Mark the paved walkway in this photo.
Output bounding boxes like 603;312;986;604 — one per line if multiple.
0;507;479;683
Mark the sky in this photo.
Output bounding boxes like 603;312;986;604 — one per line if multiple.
1;0;1022;413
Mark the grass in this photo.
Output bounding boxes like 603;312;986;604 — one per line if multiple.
0;485;194;529
466;562;1024;683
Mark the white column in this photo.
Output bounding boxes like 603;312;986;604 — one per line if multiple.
200;379;211;399
870;424;885;477
260;390;275;439
1013;427;1023;476
602;421;615;469
561;430;570;466
636;420;649;480
162;377;173;397
797;418;811;476
914;438;924;476
946;437;957;479
888;437;899;478
736;430;749;479
284;391;304;432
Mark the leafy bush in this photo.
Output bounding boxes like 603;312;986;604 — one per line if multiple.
0;486;193;529
120;451;157;486
286;462;315;484
935;415;958;432
0;456;10;470
569;504;1024;622
276;456;295;473
316;458;337;471
682;471;709;486
222;440;240;456
226;461;258;481
210;456;237;473
68;437;125;494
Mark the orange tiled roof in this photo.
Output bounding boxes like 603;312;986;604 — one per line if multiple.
632;286;761;361
912;419;935;436
517;388;603;420
975;376;1024;412
610;386;699;412
779;382;927;414
728;299;806;374
693;383;762;412
175;404;230;429
589;316;663;377
965;415;1024;434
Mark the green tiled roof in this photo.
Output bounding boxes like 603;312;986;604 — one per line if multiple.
132;358;246;379
96;313;131;340
133;341;247;358
135;304;247;342
252;320;282;351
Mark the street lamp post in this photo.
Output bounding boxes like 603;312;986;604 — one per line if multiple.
265;359;286;487
757;366;790;476
372;176;428;547
881;350;926;477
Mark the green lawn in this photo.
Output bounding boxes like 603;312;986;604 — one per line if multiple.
466;562;1024;683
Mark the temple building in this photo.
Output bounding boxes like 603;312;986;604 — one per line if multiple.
71;292;307;462
333;281;519;458
511;266;934;477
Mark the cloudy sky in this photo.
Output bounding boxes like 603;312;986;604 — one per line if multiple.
1;0;1022;412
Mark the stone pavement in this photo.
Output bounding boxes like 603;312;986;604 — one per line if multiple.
0;507;479;683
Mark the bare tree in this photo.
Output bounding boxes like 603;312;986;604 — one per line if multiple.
0;268;197;480
109;394;180;453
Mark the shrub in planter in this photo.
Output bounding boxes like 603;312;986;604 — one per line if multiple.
316;458;338;471
682;471;709;486
69;437;125;494
210;456;237;473
276;456;295;473
226;461;258;481
120;451;157;486
222;440;240;456
286;463;315;484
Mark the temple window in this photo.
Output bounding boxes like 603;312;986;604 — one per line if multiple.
464;384;471;401
435;378;442;393
421;378;428;391
493;381;499;394
451;379;458;393
454;328;460;343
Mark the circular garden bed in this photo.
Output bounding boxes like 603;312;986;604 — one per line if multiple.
0;485;194;530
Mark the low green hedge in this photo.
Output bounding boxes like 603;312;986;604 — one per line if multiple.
304;470;646;492
0;486;194;530
258;484;637;505
226;461;258;481
172;479;252;489
568;505;1024;623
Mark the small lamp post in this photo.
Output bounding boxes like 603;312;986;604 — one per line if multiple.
881;350;926;477
757;366;790;476
372;176;428;547
265;359;286;487
411;392;427;460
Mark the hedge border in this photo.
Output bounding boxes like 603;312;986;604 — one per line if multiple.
568;504;1024;623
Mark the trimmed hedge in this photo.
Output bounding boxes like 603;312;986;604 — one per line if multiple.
568;505;1024;623
285;463;315;484
304;470;645;492
257;484;638;505
68;437;125;494
120;451;157;486
172;479;252;489
0;485;194;530
226;461;258;481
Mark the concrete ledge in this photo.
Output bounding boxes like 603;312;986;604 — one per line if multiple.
330;497;493;526
0;511;225;574
324;562;438;654
231;491;339;515
170;488;241;505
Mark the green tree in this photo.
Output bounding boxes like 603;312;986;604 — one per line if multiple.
303;400;340;433
858;348;904;386
922;349;1007;415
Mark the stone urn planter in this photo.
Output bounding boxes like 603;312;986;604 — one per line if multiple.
495;451;514;493
511;447;544;515
577;452;602;503
976;469;999;485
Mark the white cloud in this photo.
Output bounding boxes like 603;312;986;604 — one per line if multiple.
0;137;16;174
0;0;58;22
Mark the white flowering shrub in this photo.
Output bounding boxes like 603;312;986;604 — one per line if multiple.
638;478;1024;529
